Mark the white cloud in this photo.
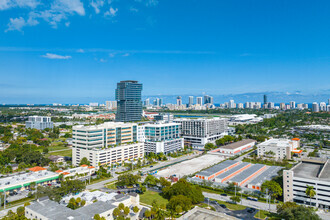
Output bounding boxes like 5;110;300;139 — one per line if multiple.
109;53;115;58
0;0;39;10
129;7;138;12
52;0;85;16
77;49;84;53
5;17;26;32
90;0;104;14
41;53;72;59
65;21;70;27
104;7;117;17
122;53;129;57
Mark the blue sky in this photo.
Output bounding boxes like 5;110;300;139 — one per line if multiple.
0;0;329;104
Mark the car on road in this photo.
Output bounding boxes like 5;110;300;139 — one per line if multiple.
247;197;258;201
219;204;227;209
220;193;227;197
247;208;257;213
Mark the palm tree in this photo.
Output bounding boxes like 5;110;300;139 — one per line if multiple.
305;185;316;206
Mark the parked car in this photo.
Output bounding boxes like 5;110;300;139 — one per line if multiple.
220;193;227;197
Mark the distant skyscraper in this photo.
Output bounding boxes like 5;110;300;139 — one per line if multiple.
312;102;319;112
188;96;194;106
263;94;268;105
159;98;163;106
115;80;143;122
229;100;235;108
144;98;150;106
320;102;326;111
177;96;182;106
290;101;296;109
204;95;214;105
280;103;286;110
106;101;117;110
328;98;330;105
196;97;203;106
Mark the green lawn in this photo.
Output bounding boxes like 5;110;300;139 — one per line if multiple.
254;210;277;219
106;182;117;190
47;149;72;157
140;190;168;207
210;199;247;211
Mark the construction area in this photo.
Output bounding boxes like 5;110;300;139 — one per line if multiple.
192;160;281;190
156;154;225;179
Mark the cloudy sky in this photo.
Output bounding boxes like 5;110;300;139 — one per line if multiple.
0;0;329;103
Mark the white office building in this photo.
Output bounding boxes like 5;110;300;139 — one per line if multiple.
284;158;330;209
290;101;296;109
138;122;183;154
196;97;203;106
106;101;117;110
320;102;327;111
72;122;144;167
25;116;53;130
174;118;228;149
257;138;301;160
312;102;319;112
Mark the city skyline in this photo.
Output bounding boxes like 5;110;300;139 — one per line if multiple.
0;0;329;104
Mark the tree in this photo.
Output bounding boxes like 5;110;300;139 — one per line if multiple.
43;147;49;154
118;203;125;211
81;200;86;207
159;177;171;188
144;210;151;219
24;202;31;207
261;180;282;200
79;157;90;166
113;208;120;217
124;206;130;216
144;175;160;187
162;179;204;204
277;202;321;220
175;205;183;214
167;195;192;212
305;185;316;206
133;206;139;213
93;214;101;220
16;206;25;217
204;143;215;151
117;173;140;186
230;196;241;204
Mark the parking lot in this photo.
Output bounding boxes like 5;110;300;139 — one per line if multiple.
156;154;225;178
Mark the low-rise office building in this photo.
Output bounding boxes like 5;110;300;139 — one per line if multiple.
25;116;53;130
0;167;59;194
284;158;330;209
174;118;228;149
257;138;301;160
25;192;140;220
139;122;184;154
210;139;256;155
72;122;144;167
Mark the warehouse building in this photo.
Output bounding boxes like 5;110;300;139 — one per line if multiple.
284;158;330;209
210;139;256;155
193;160;280;190
247;166;282;190
214;162;251;183
229;164;267;187
195;160;239;180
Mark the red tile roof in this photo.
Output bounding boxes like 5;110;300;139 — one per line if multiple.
28;166;47;172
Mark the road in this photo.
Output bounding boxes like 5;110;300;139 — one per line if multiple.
203;192;277;212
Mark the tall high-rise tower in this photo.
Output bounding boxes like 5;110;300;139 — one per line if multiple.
115;80;143;122
176;96;182;106
188;96;194;106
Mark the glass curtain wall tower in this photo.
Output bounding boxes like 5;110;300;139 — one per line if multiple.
115;80;143;122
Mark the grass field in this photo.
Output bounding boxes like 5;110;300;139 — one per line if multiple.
47;149;72;157
140;190;168;207
210;199;247;211
254;210;277;219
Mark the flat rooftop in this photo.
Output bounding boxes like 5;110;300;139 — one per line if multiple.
248;166;282;186
293;162;323;179
230;164;266;183
215;162;250;180
73;122;136;130
0;170;58;191
197;160;238;177
218;139;256;150
293;159;330;180
178;207;238;220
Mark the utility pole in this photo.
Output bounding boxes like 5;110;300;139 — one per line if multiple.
4;191;6;209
